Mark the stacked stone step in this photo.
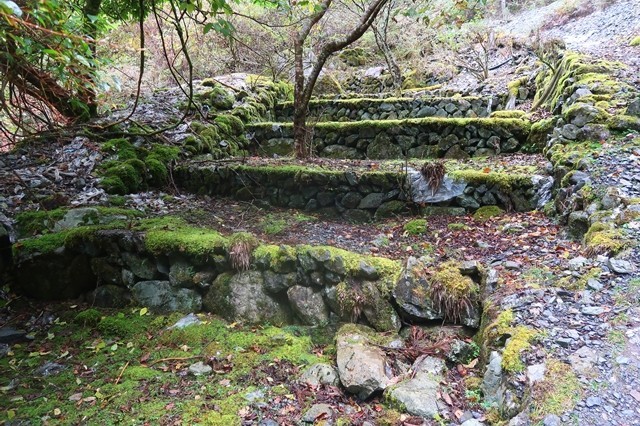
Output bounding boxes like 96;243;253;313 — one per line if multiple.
274;96;503;122
173;94;546;220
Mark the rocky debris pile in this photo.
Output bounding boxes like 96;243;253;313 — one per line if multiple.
0;136;106;235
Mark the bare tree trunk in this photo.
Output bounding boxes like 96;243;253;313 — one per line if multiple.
372;1;401;91
82;0;103;115
293;36;308;158
292;0;389;157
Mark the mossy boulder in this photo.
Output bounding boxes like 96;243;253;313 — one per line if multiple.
206;271;291;324
392;257;481;327
131;280;202;313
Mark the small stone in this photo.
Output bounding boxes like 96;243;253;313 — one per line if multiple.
527;363;546;383
587;278;603;291
609;258;635;274
569;256;588;270
461;420;485;426
302;403;334;423
0;343;9;358
566;329;580;340
188;361;212;376
542;414;561;426
244;389;265;402
299;363;340;387
556;337;573;348
0;327;29;344
167;313;202;330
586;396;602;407
615;355;630;365
581;306;605;315
504;261;522;270
36;361;65;377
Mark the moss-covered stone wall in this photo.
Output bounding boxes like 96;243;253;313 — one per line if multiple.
4;216;459;332
249;117;533;159
274;96;499;122
173;163;539;220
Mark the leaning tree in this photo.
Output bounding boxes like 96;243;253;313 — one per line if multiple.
290;0;390;157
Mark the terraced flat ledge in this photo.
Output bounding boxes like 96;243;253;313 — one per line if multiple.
174;157;549;220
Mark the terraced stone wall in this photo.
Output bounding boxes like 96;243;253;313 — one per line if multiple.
274;96;499;122
173;164;539;220
9;225;482;332
249;118;532;159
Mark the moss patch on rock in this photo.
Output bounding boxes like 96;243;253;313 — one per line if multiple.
473;205;505;221
99;139;180;194
403;219;428;235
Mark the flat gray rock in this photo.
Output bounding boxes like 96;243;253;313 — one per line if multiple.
384;356;445;418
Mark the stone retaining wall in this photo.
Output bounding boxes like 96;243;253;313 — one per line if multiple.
174;164;541;220
10;227;484;332
249;118;532;159
274;96;499;122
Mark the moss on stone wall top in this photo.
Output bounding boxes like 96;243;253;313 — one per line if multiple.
250;116;532;134
450;170;533;191
15;207;142;237
276;95;488;109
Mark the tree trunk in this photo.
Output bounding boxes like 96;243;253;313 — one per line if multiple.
291;0;389;158
82;0;103;116
293;36;309;158
0;42;89;119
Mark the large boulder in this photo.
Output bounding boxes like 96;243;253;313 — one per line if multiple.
385;356;445;418
336;324;393;399
204;271;291;324
367;133;403;159
393;257;481;327
392;257;441;321
287;285;330;325
131;280;202;313
406;168;466;204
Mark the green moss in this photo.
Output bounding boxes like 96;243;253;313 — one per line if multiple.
14;231;68;255
584;223;629;256
15;209;67;236
100;175;128;195
102;138;137;160
103;163;142;193
74;308;103;326
145;158;168;185
215;114;245;135
261;214;288;235
530;359;582;421
253;244;297;273
447;223;470;231
98;313;145;337
608;114;640;132
404;219;427;235
451;170;531;192
251;116;531;135
501;326;538;372
631;36;640;47
145;222;227;259
473;205;505;221
120;365;160;381
490;110;526;119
